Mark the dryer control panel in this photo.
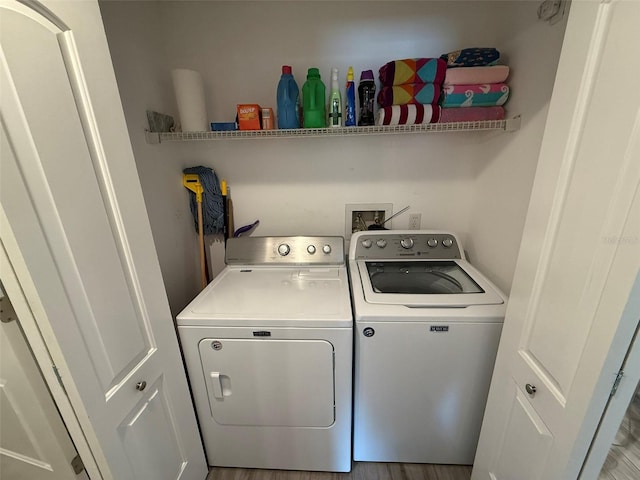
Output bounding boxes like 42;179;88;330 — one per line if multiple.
352;231;463;260
226;236;345;265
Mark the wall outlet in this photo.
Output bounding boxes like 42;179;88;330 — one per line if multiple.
408;213;421;230
345;203;393;240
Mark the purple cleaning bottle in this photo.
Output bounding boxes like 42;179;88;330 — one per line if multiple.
358;69;376;126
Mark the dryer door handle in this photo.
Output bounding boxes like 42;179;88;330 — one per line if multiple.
209;372;224;399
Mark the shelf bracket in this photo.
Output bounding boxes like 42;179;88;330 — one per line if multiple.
505;115;522;132
144;130;161;144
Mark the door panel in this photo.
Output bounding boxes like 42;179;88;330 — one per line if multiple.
0;1;206;479
0;292;79;480
199;338;335;427
117;381;184;480
490;388;553;480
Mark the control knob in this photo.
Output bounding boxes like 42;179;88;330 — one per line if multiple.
277;244;290;256
361;239;373;249
400;238;414;249
322;244;332;254
376;239;387;248
307;245;316;254
427;238;438;248
442;238;453;248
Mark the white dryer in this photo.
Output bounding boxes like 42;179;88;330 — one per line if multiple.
348;230;506;465
177;236;352;472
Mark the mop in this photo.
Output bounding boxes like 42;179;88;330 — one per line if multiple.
182;166;224;289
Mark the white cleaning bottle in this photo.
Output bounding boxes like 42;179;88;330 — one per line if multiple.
328;67;342;128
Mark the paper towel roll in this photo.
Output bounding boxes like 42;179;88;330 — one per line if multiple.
171;69;207;132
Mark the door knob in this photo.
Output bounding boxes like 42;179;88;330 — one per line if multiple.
525;383;537;396
136;381;147;391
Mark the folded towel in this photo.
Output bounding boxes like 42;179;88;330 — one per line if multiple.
442;84;510;107
439;106;505;123
376;104;441;125
377;83;441;108
444;65;509;86
440;48;500;68
378;58;447;86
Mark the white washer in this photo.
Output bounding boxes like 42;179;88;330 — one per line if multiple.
177;236;352;472
349;230;507;465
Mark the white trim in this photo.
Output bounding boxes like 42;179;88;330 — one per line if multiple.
16;0;68;31
0;0;65;32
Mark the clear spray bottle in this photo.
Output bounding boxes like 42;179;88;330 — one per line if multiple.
328;67;342;128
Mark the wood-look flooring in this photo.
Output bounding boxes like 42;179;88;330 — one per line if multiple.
599;391;640;480
207;392;640;480
207;463;472;480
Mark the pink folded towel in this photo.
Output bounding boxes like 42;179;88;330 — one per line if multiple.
439;106;505;123
444;65;509;86
376;104;441;126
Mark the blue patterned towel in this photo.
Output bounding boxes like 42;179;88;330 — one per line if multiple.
440;48;500;68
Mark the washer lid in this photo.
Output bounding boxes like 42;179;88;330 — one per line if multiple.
177;266;352;327
357;260;504;307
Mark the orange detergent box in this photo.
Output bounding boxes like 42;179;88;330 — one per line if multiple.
236;104;262;130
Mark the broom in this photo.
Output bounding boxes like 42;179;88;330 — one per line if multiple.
182;167;225;289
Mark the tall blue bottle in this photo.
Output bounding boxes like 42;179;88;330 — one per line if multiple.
276;65;300;129
344;66;356;127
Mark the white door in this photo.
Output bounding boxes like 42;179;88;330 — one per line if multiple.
0;287;82;479
198;338;335;427
0;1;207;479
472;1;640;479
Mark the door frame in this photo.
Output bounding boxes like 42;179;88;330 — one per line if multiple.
0;217;103;480
579;273;640;479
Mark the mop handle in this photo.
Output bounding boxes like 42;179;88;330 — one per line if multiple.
183;174;207;289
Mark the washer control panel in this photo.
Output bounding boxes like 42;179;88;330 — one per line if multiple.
353;232;462;260
226;236;345;265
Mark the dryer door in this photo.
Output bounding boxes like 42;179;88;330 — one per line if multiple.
198;338;335;427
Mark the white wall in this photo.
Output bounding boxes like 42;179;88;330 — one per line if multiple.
99;0;568;312
100;1;200;316
465;1;569;288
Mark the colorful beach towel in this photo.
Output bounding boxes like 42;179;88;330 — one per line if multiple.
376;104;441;125
441;83;510;107
439;106;505;123
377;83;441;108
440;48;500;68
378;58;447;86
444;65;510;86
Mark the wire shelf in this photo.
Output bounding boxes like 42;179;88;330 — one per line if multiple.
145;116;520;144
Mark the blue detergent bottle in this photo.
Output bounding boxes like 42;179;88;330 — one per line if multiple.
276;65;300;129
